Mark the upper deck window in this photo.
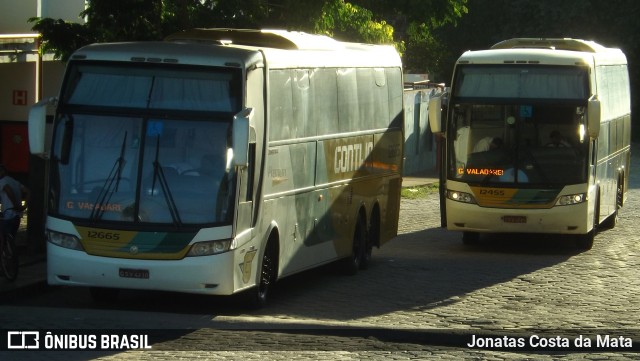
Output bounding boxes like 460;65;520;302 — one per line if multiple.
64;63;241;112
455;65;589;100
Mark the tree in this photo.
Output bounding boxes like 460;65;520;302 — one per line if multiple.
81;0;164;42
348;0;469;74
313;0;395;45
28;18;93;61
30;0;468;64
30;0;269;60
434;0;640;139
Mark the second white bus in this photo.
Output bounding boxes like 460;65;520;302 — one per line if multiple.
429;38;631;249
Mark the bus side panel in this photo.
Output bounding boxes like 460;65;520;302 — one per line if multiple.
372;129;403;245
593;63;631;224
263;141;343;277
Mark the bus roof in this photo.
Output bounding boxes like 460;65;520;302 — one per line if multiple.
71;41;264;68
70;28;401;70
458;38;626;67
490;38;608;52
165;28;401;69
165;28;341;51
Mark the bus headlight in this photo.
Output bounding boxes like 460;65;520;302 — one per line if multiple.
447;190;476;204
47;230;84;251
187;240;232;257
555;193;587;206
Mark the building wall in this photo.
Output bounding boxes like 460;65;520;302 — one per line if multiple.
403;88;440;175
0;0;85;33
0;61;65;121
0;0;80;179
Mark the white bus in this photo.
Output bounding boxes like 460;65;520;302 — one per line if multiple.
29;28;404;307
429;38;631;250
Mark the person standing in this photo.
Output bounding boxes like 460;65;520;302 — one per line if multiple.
0;164;29;239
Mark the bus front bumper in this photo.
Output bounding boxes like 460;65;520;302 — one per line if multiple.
445;199;592;235
47;243;238;295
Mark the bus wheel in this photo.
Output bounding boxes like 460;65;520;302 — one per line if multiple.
342;216;366;275
361;210;379;270
577;202;597;250
600;206;619;230
244;239;277;309
602;177;623;229
462;231;480;245
576;230;594;250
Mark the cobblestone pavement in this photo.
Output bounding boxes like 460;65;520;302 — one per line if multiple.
2;144;639;360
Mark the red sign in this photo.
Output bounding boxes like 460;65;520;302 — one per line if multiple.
12;90;28;106
1;123;29;172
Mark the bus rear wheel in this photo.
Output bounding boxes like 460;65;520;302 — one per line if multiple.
361;210;379;270
601;178;622;230
342;215;366;275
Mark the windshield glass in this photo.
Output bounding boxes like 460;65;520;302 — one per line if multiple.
49;63;241;227
448;103;589;185
449;64;590;186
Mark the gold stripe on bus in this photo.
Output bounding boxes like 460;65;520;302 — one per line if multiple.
75;226;190;260
469;187;554;209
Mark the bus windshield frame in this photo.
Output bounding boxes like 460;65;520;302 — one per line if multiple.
49;61;243;230
448;64;591;187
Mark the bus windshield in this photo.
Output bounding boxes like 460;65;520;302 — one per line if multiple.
448;102;589;185
50;63;241;227
449;64;591;186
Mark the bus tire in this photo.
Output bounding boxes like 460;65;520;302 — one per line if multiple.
601;174;623;229
576;230;595;250
462;231;480;245
600;210;618;230
342;215;366;275
577;201;597;250
362;208;380;270
244;238;278;309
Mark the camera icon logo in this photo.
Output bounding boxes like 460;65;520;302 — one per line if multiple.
7;331;40;349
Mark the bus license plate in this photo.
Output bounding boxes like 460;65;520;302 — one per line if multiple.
502;215;527;223
119;268;149;279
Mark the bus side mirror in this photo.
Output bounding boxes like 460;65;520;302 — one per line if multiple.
428;94;444;134
232;108;253;168
28;98;54;157
587;96;601;138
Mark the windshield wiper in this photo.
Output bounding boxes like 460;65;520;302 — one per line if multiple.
90;132;128;222
150;135;183;228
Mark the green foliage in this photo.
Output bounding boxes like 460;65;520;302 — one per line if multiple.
314;0;395;45
80;0;164;42
29;18;93;60
29;0;467;63
401;184;439;199
433;0;640;140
